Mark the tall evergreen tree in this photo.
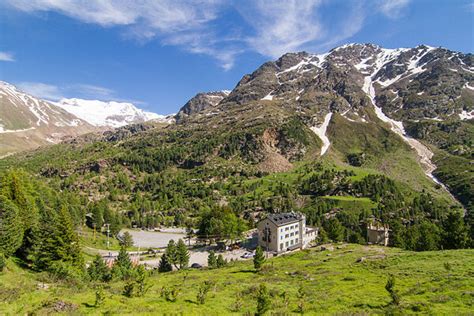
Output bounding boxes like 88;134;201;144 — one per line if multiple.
0;196;23;257
30;203;84;271
88;254;111;282
176;239;189;270
113;246;133;280
217;254;226;268
442;211;470;249
207;250;217;269
158;253;173;272
325;218;345;242
254;246;265;271
165;239;178;269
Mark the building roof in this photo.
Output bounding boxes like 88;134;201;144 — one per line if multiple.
265;212;303;226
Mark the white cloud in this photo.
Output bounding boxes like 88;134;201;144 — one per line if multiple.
17;82;64;100
241;0;324;58
73;84;114;98
0;51;15;62
16;82;121;101
378;0;411;19
5;0;412;68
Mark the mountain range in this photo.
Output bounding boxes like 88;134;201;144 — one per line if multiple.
0;81;173;156
1;43;473;208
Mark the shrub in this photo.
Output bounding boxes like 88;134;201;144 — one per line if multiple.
0;252;6;272
256;283;271;315
161;286;180;302
95;286;105;307
196;281;213;304
385;275;400;306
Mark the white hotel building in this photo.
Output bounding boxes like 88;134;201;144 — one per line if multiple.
257;212;317;253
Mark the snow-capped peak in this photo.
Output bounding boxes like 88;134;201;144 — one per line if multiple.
55;98;170;128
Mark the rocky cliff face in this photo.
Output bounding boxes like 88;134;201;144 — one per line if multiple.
175;90;230;122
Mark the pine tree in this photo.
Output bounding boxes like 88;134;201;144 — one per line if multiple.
0;195;23;257
207;250;217;269
135;264;149;297
158;253;173;272
256;283;271;315
442;211;470;249
165;240;178;269
88;254;111;282
254;246;265;271
91;203;104;231
176;239;189;270
56;205;84;269
120;231;134;249
113;246;133;280
325;218;345;242
216;254;226;268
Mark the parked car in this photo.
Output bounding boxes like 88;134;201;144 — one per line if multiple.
241;252;255;259
191;263;202;269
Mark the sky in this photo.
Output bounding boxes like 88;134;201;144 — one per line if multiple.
0;0;473;114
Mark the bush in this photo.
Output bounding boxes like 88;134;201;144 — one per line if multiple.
0;253;6;272
161;285;180;302
49;261;85;282
385;275;400;306
95;286;105;307
256;283;271;315
196;281;213;304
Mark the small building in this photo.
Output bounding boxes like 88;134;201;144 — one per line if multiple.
367;221;389;246
257;212;317;253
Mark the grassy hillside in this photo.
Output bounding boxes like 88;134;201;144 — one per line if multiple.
1;244;473;315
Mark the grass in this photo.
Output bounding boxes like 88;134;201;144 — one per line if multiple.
321;195;377;212
1;244;473;315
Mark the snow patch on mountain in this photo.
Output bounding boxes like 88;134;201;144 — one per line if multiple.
55;98;169;127
310;113;333;156
0;81;84;128
361;59;441;184
459;110;474;120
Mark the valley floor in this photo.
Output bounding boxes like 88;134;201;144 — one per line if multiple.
1;244;473;315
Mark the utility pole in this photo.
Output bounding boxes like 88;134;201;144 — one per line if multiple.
105;223;110;249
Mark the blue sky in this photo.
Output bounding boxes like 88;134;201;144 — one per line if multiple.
0;0;472;114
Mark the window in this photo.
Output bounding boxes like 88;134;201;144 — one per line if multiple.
285;227;289;231
295;238;299;244
280;236;283;240
295;224;298;229
290;225;293;229
285;234;289;238
280;243;284;250
290;239;294;245
290;232;294;237
285;241;289;247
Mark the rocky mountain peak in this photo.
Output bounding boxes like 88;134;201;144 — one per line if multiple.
175;90;230;122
